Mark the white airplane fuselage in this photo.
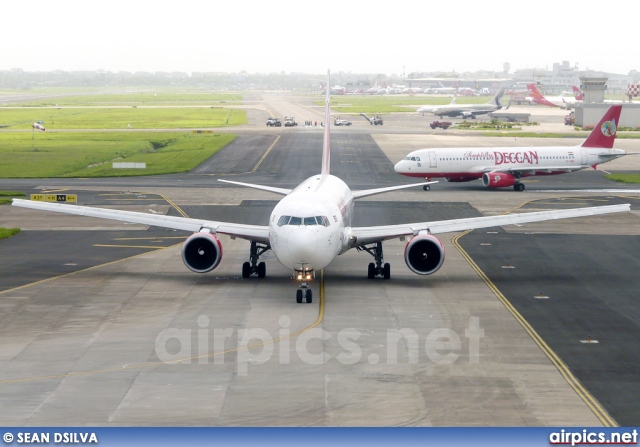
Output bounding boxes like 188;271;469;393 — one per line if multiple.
269;175;353;272
394;146;627;180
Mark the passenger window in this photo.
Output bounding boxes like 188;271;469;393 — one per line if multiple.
290;216;302;226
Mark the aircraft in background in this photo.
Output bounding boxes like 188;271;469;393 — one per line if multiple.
395;105;630;191
418;87;505;119
13;76;630;303
527;83;581;108
572;86;584;100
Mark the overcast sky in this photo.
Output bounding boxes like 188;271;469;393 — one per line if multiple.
2;1;635;76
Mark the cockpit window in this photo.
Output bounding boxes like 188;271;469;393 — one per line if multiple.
277;215;331;227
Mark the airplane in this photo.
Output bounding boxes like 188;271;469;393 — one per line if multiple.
12;73;630;303
32;123;45;131
394;105;628;192
420;87;505;119
527;84;580;109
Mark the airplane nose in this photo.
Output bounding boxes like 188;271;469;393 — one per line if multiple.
394;161;404;172
287;228;318;261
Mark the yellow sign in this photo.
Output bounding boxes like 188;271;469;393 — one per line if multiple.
31;194;77;203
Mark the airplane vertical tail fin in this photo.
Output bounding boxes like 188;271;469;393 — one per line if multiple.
573;86;584;100
321;70;331;178
490;86;505;107
581;105;622;149
527;84;545;100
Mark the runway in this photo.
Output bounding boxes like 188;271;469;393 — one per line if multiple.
0;96;639;426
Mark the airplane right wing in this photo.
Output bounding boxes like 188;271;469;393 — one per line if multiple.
349;204;630;246
11;199;270;243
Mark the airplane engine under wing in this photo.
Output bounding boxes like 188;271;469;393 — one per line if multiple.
404;234;445;275
181;232;223;273
482;172;516;188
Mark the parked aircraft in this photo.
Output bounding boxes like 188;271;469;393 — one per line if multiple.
419;87;505;119
13;77;629;303
527;84;581;108
572;86;584;101
395;105;627;191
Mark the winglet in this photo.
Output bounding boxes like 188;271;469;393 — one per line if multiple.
581;105;622;149
321;69;331;178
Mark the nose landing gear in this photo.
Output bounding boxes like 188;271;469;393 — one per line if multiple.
295;269;314;303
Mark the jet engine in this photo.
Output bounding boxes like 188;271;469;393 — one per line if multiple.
460;112;476;119
482;172;516;188
181;232;223;273
404;234;445;275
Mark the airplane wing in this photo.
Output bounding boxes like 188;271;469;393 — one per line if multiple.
349;204;629;246
11;199;270;243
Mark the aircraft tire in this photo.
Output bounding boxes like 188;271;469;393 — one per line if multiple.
242;262;251;278
383;263;391;280
296;289;303;304
305;289;312;303
367;263;376;279
257;262;266;278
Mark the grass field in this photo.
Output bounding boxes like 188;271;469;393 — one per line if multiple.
319;95;495;114
0;190;26;205
12;92;244;107
605;173;640;184
0;107;247;129
0;132;236;177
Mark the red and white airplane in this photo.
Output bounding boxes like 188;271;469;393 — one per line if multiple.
527;83;581;108
395;105;628;191
12;75;630;302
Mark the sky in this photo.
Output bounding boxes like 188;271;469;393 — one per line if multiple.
2;0;636;76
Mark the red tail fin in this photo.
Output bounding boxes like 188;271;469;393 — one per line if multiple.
527;83;545;100
581;105;622;148
572;86;584;101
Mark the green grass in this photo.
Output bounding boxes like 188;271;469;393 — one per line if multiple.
0;107;246;129
0;190;26;205
0;132;236;177
14;92;243;107
605;173;640;184
0;228;20;240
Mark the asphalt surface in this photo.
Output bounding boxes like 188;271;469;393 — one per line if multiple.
1;96;640;426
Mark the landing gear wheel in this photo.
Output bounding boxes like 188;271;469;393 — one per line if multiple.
514;183;525;191
367;263;375;279
296;289;303;304
305;289;312;303
423;185;430;191
383;263;391;280
257;262;266;278
242;262;251;278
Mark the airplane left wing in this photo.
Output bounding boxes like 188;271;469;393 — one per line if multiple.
349;204;630;246
11;199;270;243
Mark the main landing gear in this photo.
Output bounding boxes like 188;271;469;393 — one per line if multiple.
358;241;391;280
295;270;314;304
241;241;270;278
513;182;525;191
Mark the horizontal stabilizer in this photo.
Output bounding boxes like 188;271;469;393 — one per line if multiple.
218;179;291;195
353;181;438;199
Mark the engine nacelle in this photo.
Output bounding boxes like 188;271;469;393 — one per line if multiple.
404;234;445;275
181;232;223;273
461;111;476;119
482;172;516;188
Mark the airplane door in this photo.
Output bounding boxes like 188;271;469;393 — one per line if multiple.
428;151;437;168
580;149;588;165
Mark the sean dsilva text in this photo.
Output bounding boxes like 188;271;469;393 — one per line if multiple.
12;432;98;443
